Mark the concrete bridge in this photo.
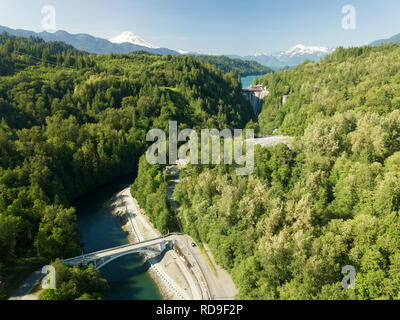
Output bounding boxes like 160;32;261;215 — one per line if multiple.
62;234;180;270
242;85;269;117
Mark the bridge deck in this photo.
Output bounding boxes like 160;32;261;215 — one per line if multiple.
63;235;178;266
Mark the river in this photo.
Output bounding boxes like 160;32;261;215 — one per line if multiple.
74;175;161;300
73;76;256;300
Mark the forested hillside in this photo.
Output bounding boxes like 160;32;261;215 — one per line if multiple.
38;260;109;300
0;33;253;298
256;44;400;136
3;31;400;301
194;55;274;77
168;44;400;300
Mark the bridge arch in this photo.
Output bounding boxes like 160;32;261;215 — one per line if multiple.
62;235;180;269
94;247;162;269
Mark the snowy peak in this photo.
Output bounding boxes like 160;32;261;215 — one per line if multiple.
236;44;335;69
285;44;332;56
109;31;159;49
177;50;189;55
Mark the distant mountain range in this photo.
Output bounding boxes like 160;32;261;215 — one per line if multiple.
228;44;335;69
3;25;398;70
0;26;180;55
370;33;400;46
194;55;273;76
0;25;337;69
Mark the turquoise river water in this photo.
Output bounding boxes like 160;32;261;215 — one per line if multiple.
74;175;161;300
74;75;251;300
241;75;259;88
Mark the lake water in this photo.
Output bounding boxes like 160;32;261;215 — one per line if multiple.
74;175;161;300
241;75;259;88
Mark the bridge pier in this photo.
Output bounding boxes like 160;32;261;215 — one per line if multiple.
160;240;174;252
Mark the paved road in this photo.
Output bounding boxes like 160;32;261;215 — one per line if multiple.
167;167;238;300
247;135;292;148
184;237;237;300
162;136;293;300
9;270;43;300
10;136;290;301
124;189;200;300
168;180;181;212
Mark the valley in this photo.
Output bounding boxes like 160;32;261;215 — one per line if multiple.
2;15;400;301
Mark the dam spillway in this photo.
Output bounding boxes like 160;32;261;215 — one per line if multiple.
242;85;269;117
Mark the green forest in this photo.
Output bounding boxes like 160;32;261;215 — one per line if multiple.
134;43;400;300
2;30;400;300
39;260;109;300
0;33;253;298
256;44;400;136
194;55;274;77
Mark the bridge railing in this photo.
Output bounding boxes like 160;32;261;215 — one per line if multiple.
62;232;183;263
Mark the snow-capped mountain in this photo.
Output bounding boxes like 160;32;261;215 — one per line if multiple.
0;25;180;55
109;31;192;55
283;44;331;57
109;31;159;49
177;50;190;55
0;25;335;67
230;44;335;69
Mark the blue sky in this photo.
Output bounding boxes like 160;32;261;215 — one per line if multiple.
1;0;400;55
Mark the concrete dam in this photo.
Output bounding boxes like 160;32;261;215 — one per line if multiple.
242;85;269;117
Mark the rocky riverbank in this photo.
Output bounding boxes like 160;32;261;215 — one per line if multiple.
105;188;205;300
